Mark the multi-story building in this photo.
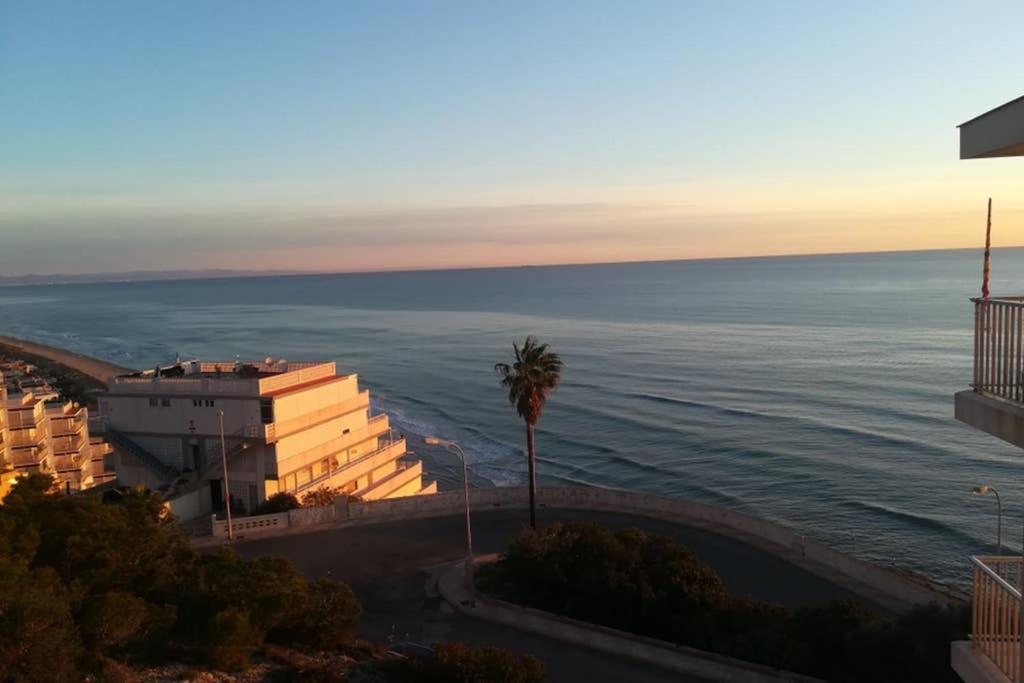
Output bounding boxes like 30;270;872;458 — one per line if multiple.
99;359;436;518
0;372;15;499
47;401;114;492
950;94;1024;683
1;386;113;495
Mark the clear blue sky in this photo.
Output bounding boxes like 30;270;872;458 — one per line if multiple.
3;1;1024;275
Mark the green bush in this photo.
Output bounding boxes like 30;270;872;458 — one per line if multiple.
301;486;339;508
289;579;362;649
0;559;80;682
480;522;968;683
78;591;150;650
255;492;301;515
0;473;368;677
204;609;262;672
390;641;545;683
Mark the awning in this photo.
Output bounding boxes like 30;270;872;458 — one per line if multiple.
959;95;1024;159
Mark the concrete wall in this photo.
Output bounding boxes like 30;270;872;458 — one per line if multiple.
209;485;965;610
167;483;212;520
271;375;358;422
955;390;1024;450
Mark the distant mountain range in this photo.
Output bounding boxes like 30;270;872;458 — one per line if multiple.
0;269;307;287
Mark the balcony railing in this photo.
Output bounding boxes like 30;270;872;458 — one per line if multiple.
971;555;1024;681
973;298;1024;402
256;394;374;443
292;438;406;496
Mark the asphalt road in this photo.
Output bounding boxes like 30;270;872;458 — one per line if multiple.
235;507;859;682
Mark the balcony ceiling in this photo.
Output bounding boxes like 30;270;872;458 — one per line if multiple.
960;94;1024;159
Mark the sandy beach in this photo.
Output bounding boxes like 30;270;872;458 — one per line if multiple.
0;334;131;385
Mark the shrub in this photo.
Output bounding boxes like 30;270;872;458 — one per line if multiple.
255;493;301;515
0;559;80;682
487;522;727;636
302;486;340;508
289;579;362;649
390;641;545;683
0;474;367;678
78;592;150;650
480;522;968;683
203;609;261;672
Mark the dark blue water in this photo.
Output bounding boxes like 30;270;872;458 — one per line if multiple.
1;248;1020;586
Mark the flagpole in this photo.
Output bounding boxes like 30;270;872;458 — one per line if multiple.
983;197;992;299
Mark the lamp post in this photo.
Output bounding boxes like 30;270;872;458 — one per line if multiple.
972;485;1002;555
424;436;473;595
218;410;233;541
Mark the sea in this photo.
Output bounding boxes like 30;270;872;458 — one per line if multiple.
1;248;1020;587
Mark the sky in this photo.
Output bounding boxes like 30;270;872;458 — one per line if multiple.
2;1;1024;276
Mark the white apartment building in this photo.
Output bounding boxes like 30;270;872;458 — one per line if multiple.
0;370;113;496
100;359;436;517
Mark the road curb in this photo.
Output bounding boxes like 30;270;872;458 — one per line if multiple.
436;559;826;683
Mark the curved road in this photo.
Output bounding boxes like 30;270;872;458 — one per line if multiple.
235;507;859;682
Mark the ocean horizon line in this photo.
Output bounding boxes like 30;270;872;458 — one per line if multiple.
1;242;1013;289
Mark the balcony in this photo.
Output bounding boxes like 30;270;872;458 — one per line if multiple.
9;427;46;449
252;391;372;443
954;556;1024;682
955;298;1024;448
293;438;406;495
50;413;86;438
353;460;423;501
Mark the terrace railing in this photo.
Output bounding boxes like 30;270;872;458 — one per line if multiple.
973;297;1024;402
971;555;1024;681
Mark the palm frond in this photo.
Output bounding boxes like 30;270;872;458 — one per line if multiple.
494;335;564;423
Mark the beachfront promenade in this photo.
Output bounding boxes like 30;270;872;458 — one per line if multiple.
227;487;964;681
236;507;854;683
0;335;131;382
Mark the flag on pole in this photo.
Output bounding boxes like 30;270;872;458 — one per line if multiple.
982;197;992;299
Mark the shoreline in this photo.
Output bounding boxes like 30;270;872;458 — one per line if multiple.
0;334;131;385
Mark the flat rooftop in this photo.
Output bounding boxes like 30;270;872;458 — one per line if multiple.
117;359;328;381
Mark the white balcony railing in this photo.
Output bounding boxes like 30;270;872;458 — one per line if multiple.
973;298;1024;403
971;555;1024;681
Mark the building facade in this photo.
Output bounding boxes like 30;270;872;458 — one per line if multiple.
0;372;14;499
100;359;436;517
0;370;113;496
950;95;1024;683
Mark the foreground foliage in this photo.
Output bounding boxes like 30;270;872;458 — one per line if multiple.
0;474;361;680
388;642;545;683
477;522;968;683
0;474;547;682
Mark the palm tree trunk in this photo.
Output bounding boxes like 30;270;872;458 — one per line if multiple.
526;421;537;529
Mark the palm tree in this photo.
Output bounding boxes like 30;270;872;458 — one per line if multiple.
495;336;564;529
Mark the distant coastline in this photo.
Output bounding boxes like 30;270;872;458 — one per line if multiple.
0;244;1008;289
0;335;130;385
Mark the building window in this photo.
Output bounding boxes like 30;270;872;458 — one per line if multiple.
148;398;158;407
342;428;351;435
192;399;200;407
205;400;215;407
161;398;171;407
260;398;274;424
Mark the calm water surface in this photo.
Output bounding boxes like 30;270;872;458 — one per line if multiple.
2;248;1021;587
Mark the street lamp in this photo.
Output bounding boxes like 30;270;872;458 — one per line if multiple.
218;410;233;541
424;436;474;595
972;485;1002;555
